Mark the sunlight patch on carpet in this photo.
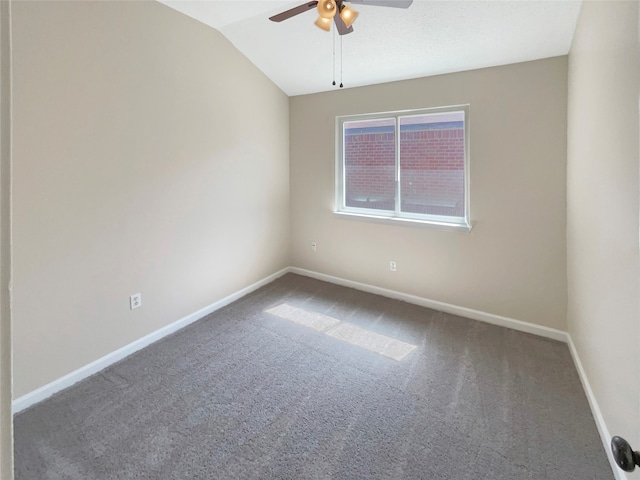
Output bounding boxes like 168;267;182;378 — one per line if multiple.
265;303;417;361
265;303;340;331
324;323;417;361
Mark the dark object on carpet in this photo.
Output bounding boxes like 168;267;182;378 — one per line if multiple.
14;274;613;479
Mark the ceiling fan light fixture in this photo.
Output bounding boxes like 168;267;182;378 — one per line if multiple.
339;6;358;28
314;16;332;31
317;0;337;19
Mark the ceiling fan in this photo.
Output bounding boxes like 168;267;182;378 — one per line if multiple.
269;0;414;35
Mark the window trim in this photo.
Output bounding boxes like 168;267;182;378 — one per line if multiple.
334;104;471;232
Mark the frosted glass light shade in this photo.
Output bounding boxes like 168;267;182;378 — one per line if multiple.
317;0;337;19
314;16;332;31
339;6;358;28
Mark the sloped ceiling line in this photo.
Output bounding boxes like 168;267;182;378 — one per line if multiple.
159;0;582;96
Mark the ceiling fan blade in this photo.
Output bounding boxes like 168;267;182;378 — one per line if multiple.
334;14;354;35
269;1;319;22
346;0;413;8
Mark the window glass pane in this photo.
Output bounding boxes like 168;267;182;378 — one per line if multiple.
399;111;465;218
344;118;396;212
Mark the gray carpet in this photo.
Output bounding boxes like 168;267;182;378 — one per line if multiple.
14;273;613;479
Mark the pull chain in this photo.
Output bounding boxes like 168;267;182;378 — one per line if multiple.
332;25;336;86
340;33;343;88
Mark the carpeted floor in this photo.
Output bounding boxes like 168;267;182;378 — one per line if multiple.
14;273;614;479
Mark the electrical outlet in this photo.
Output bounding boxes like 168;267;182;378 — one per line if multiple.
390;261;397;272
311;241;317;251
130;293;142;310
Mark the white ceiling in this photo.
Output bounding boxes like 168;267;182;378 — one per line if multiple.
159;0;582;96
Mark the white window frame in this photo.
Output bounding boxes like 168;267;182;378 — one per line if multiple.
334;105;471;232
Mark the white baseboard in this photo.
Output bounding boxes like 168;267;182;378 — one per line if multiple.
14;266;566;414
12;265;622;478
291;268;626;477
567;337;627;480
289;267;568;343
12;268;290;414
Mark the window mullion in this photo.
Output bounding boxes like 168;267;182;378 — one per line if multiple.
336;105;470;231
395;116;401;216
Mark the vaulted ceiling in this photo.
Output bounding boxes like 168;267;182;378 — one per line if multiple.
159;0;582;96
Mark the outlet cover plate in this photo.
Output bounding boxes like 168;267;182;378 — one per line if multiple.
130;293;142;310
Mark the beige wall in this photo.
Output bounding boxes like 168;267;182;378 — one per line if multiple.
7;1;638;475
0;0;13;477
567;0;640;462
290;58;568;330
11;1;290;398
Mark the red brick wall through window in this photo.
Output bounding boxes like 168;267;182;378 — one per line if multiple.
344;126;465;217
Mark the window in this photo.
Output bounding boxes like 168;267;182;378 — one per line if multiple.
335;105;470;231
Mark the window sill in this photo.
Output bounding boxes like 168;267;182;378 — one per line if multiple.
332;211;472;232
